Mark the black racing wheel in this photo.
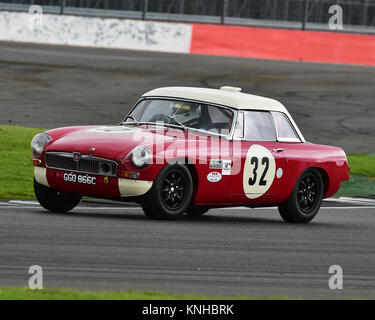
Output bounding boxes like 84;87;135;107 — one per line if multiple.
141;164;193;220
34;179;82;213
278;169;324;223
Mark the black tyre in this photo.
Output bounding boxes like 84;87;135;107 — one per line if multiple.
185;206;209;216
278;169;324;223
142;164;193;220
34;179;82;213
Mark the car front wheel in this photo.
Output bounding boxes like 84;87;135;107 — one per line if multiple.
141;164;193;220
34;179;82;213
278;169;324;223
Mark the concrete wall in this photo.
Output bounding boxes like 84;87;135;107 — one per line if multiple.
1;11;374;66
0;11;192;53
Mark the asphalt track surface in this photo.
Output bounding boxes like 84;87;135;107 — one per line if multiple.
0;199;375;299
0;41;375;153
0;41;375;298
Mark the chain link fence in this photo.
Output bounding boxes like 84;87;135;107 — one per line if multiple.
0;0;374;32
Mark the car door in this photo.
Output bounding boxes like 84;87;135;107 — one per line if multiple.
227;110;287;201
268;111;305;201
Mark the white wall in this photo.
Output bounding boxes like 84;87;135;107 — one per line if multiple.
0;11;192;53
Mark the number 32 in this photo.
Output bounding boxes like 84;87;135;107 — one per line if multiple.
248;157;270;186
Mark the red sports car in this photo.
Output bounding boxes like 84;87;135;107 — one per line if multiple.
31;86;350;223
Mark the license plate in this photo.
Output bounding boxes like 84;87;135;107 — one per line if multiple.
63;173;97;185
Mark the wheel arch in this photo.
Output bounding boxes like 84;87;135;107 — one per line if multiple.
164;157;199;204
141;157;195;219
310;167;330;198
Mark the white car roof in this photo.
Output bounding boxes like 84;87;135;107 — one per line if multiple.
142;86;287;112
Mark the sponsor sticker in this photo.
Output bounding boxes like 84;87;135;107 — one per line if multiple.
222;160;232;175
207;172;222;183
209;159;222;169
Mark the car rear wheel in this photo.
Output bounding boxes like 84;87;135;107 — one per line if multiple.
141;164;193;220
34;179;82;213
185;206;209;216
278;169;324;223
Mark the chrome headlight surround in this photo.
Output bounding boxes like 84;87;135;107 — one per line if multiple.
31;133;51;157
130;146;152;168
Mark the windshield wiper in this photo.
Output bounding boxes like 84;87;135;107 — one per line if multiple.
122;121;165;128
121;116;139;126
127;115;138;123
166;115;187;131
122;120;187;132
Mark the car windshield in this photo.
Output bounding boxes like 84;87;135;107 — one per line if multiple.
124;99;235;136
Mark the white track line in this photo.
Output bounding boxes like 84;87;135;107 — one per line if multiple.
253;206;375;210
3;206;375;211
324;197;375;204
339;197;375;204
8;200;39;205
324;199;373;205
2;199;375;212
9;198;375;206
0;203;13;206
1;206;142;210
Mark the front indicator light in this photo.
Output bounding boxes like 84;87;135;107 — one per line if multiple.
122;172;140;180
33;159;42;166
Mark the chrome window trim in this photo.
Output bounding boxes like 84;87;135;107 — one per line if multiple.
122;97;238;140
123;98;304;143
233;110;278;142
44;152;118;177
271;111;302;143
233;111;244;140
276;137;302;143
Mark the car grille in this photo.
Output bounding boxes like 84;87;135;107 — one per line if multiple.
45;152;117;176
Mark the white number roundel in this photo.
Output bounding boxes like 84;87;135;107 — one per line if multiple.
243;145;276;199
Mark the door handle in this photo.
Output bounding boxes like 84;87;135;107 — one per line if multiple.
273;148;284;153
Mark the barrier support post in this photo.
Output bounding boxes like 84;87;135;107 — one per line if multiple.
362;0;368;26
60;0;66;15
143;0;149;20
302;0;309;30
221;0;228;24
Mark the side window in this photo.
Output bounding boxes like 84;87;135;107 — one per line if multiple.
243;111;276;141
272;112;300;141
206;105;233;135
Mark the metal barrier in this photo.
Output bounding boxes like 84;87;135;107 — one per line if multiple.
0;0;374;33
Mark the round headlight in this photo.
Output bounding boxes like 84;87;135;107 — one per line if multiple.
130;146;151;168
31;133;51;156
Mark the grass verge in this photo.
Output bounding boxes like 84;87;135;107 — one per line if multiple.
347;153;375;178
336;153;375;197
0;125;374;199
0;287;209;300
336;175;375;197
0;287;288;300
0;125;44;199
